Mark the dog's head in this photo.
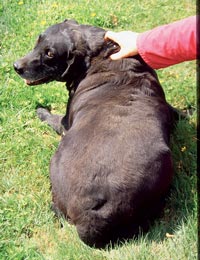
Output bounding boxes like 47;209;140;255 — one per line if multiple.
14;19;117;88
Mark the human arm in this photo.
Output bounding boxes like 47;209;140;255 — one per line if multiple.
104;16;197;69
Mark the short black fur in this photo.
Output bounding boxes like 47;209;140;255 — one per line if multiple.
14;19;175;248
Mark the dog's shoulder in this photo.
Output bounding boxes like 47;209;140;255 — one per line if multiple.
84;50;165;99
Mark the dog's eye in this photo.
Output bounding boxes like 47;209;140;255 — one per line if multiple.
45;50;54;58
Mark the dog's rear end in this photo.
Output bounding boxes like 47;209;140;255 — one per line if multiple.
14;20;174;248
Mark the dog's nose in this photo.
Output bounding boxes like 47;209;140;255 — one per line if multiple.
13;61;24;75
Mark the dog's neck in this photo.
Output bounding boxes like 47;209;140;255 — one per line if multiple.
64;34;163;103
65;40;120;93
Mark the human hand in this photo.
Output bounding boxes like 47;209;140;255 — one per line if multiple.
104;31;139;60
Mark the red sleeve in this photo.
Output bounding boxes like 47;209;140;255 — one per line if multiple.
137;16;197;69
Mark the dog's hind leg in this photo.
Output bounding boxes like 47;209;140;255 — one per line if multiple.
37;107;66;135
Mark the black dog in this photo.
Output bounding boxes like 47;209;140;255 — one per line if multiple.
14;19;174;248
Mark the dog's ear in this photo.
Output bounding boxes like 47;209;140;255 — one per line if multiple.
79;27;106;57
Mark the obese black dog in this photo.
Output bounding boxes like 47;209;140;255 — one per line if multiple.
14;19;174;248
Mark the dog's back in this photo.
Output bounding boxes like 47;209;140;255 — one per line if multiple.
50;53;173;247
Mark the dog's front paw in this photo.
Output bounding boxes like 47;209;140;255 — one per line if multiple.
36;107;51;121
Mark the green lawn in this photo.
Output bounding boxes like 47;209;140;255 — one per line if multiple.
0;0;197;259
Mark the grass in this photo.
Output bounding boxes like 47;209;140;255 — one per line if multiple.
0;0;197;259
